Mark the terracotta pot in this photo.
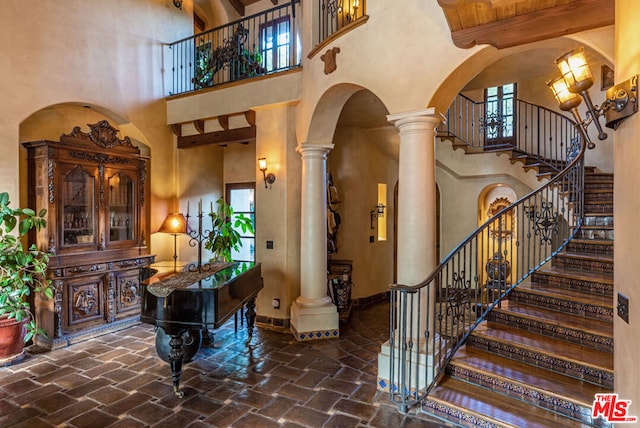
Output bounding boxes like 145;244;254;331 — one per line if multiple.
0;315;28;366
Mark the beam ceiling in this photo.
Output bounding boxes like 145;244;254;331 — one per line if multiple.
437;0;614;49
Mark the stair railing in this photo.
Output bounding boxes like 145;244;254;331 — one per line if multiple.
438;94;573;172
387;95;586;412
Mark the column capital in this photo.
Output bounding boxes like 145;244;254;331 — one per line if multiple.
296;142;334;156
387;108;446;129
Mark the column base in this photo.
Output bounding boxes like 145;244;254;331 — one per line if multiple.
290;300;339;341
376;337;442;397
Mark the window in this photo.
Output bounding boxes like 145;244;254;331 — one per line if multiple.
260;15;291;72
226;183;256;263
484;83;516;147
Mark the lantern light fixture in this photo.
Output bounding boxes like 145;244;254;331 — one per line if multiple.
258;157;276;189
547;47;638;149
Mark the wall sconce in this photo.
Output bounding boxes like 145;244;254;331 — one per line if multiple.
258;157;276;189
173;0;182;9
370;203;385;229
157;213;188;272
547;47;638;149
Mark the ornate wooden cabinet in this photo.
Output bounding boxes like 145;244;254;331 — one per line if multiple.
23;121;154;349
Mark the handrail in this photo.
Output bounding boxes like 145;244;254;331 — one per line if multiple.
387;95;585;412
438;94;574;174
167;1;301;96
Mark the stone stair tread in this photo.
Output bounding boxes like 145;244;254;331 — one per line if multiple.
557;251;613;262
584;189;613;193
450;345;612;407
472;322;614;373
569;238;613;243
496;300;613;338
427;377;589;428
535;265;613;284
517;281;614;309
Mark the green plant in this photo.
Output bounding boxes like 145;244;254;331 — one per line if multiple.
204;197;254;262
0;192;52;342
239;48;264;77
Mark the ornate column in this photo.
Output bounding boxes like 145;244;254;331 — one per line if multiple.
377;108;445;393
290;142;339;340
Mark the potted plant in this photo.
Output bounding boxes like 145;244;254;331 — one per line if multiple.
204;197;254;262
0;192;52;364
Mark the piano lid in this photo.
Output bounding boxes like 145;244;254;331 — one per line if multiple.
146;262;259;296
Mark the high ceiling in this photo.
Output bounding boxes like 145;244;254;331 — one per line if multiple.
227;0;276;16
437;0;613;49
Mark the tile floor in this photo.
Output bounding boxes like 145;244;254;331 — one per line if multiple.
0;301;454;427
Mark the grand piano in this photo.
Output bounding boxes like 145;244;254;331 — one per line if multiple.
140;262;263;397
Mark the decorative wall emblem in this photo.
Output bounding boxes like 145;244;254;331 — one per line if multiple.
321;47;341;74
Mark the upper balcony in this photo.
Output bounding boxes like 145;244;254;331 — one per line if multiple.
167;1;302;97
166;0;367;97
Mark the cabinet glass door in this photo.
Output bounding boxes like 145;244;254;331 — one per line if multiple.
108;171;135;243
62;165;96;246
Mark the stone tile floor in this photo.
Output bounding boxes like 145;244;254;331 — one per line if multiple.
0;301;454;427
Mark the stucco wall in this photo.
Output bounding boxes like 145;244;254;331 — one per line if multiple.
614;0;640;414
1;0;195;261
327;126;398;299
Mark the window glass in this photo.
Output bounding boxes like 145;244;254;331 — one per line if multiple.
261;16;290;72
484;83;517;143
227;184;256;263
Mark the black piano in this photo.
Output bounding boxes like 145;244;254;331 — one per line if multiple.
140;262;263;397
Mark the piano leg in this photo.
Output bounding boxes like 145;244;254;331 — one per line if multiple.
168;333;185;398
245;296;257;340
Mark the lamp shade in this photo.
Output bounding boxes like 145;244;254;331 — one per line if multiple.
555;47;594;94
157;213;188;234
258;157;267;171
547;76;582;112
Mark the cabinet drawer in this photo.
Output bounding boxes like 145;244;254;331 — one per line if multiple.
64;263;108;277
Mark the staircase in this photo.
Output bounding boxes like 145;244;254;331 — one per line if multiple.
421;169;614;427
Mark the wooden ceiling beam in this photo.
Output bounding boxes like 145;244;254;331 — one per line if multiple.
194;120;205;134
177;126;256;149
449;0;614;49
170;123;182;137
244;110;256;126
218;115;230;131
229;0;245;16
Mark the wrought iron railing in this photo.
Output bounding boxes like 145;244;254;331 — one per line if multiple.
317;0;366;45
387;97;585;411
437;94;577;173
167;1;301;96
